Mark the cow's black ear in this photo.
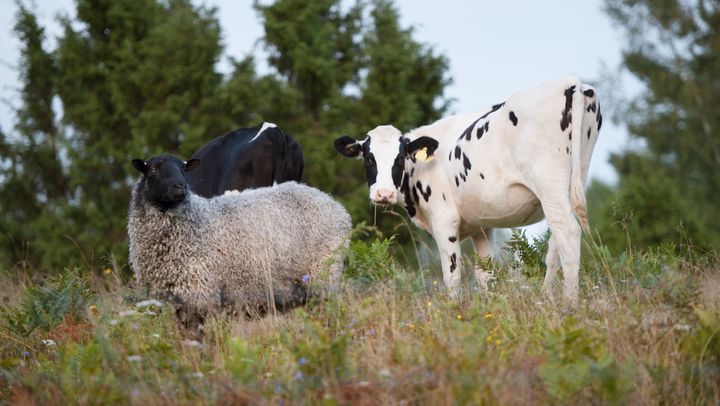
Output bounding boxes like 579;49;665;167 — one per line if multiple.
406;136;439;157
334;135;362;158
132;159;148;174
184;159;202;172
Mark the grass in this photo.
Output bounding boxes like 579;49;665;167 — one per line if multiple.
0;232;718;405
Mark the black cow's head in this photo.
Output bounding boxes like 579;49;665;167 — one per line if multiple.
334;125;438;205
132;154;201;211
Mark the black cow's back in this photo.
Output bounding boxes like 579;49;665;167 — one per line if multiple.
185;123;303;197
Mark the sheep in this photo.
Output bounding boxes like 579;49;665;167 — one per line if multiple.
127;154;351;328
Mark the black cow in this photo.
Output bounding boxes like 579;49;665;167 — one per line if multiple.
185;122;304;197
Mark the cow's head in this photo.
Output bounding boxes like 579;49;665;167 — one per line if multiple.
334;125;438;205
132;154;202;211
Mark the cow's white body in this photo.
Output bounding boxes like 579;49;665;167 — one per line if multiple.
337;76;601;302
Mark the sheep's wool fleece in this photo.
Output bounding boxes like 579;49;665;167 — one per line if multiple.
128;181;351;312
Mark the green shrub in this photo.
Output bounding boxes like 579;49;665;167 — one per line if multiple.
2;269;90;337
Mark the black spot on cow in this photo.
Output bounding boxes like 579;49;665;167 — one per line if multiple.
460;103;505;141
509;111;518;126
460;173;466;182
412;185;420;204
361;138;378;187
569;131;572;140
583;89;595;98
410;167;415;177
484;122;489;133
480;173;485;180
416;180;432;202
400;173;416;217
448;236;457;242
448;151;452;161
587;127;592;139
442;193;446;201
476;125;485;139
560;85;576;131
450;253;457;273
454;145;462;160
597;103;603;131
462;153;472;174
586;102;596;113
566;146;570;154
455;176;459;187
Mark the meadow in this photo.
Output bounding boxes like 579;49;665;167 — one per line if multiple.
0;229;718;405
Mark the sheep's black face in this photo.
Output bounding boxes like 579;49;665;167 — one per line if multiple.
132;154;201;212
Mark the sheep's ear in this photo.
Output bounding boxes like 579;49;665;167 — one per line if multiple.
184;159;201;172
132;159;148;174
334;135;362;158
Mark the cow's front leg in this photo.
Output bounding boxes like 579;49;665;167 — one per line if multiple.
471;229;495;291
432;219;463;297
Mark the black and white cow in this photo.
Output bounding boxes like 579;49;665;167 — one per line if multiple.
334;77;601;302
185;122;304;197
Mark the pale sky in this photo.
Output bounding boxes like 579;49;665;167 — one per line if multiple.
0;0;637;186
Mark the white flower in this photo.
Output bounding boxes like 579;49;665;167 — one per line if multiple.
42;339;56;347
191;372;204;379
135;299;163;308
127;355;143;362
151;333;161;338
182;340;204;349
673;323;691;332
109;319;119;325
119;310;139;317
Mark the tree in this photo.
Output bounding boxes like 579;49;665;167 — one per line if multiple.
590;0;720;252
0;0;452;273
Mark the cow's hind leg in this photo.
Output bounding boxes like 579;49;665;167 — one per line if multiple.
542;235;561;298
541;200;581;303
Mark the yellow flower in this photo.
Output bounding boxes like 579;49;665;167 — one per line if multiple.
456;314;462;320
485;335;493;343
495;339;502;346
89;304;98;316
103;268;113;275
483;313;493;319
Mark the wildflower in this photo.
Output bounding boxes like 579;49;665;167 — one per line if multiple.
103;268;113;275
302;274;311;283
673;323;691;332
136;299;163;308
151;333;161;338
89;304;98;316
456;314;462;320
109;319;119;325
495;339;502;346
295;371;303;380
483;313;493;320
182;340;204;349
192;372;204;379
127;355;143;362
592;285;600;290
299;357;307;366
22;351;30;357
119;309;139;317
427;301;432;307
485;335;493;343
42;339;56;347
348;318;357;328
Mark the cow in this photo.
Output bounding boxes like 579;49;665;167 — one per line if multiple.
185;122;304;197
334;77;601;303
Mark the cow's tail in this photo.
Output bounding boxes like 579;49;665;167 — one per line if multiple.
570;80;589;232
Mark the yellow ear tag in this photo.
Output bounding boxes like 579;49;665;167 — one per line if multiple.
414;147;434;162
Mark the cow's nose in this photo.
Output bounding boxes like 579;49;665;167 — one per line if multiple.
374;188;396;204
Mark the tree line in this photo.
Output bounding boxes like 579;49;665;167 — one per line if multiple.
0;0;716;274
